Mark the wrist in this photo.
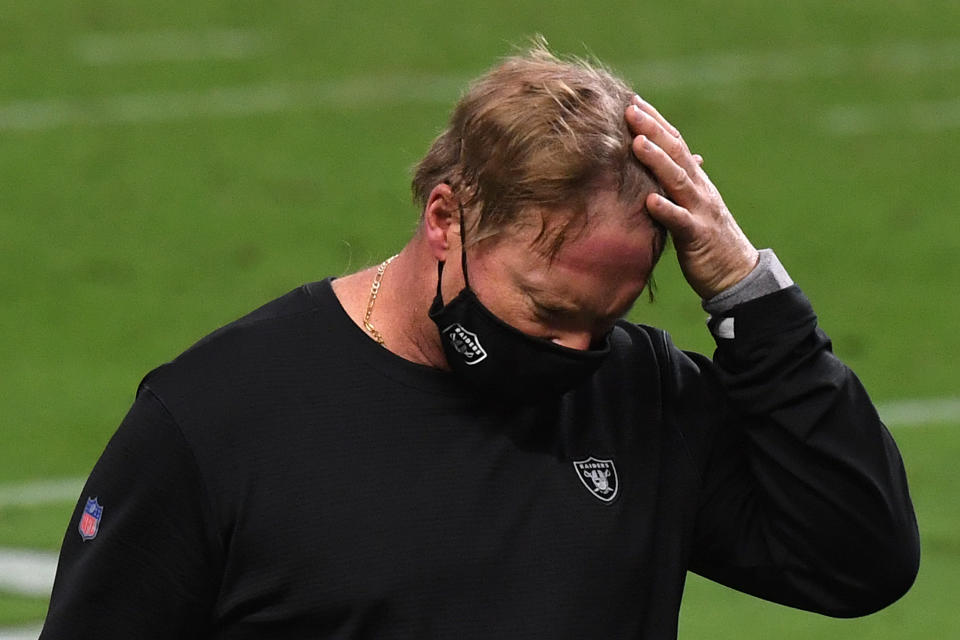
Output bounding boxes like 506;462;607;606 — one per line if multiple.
703;249;794;317
695;247;760;300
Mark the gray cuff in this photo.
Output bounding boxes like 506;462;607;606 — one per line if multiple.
703;249;793;317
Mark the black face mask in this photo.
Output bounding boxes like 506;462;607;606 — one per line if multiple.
428;208;611;399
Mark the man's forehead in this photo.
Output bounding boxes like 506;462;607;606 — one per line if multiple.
515;188;656;258
545;191;658;271
511;208;656;301
552;225;656;274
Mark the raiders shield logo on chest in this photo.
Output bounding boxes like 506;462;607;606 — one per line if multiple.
572;457;619;503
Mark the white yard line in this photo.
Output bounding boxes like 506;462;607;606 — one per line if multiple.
0;626;42;640
0;548;57;639
75;28;267;65
3;39;960;132
624;38;960;88
0;478;83;508
821;97;960;134
0;549;58;597
0;76;464;131
876;397;960;427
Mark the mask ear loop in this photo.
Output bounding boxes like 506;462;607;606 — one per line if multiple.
457;201;471;290
434;200;472;301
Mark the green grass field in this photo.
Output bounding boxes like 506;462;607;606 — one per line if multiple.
1;1;958;636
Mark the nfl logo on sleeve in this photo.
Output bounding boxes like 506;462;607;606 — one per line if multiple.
78;497;103;541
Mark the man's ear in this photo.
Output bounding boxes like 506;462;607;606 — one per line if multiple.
423;183;460;262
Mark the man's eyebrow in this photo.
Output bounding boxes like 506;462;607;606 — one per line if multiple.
520;284;578;312
533;302;580;321
523;286;635;324
533;297;579;314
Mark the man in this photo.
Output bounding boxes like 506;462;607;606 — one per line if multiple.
41;46;919;638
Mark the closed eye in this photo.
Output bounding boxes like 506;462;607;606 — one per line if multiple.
525;289;633;335
534;303;575;321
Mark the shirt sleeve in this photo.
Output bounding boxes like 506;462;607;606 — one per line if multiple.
40;387;222;639
676;285;920;617
702;248;794;326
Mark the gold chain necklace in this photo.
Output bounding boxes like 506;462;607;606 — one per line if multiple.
363;254;398;345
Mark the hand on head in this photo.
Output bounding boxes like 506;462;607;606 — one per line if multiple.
625;96;759;299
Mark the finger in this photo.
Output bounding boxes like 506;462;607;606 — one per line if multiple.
631;94;680;138
632;134;699;206
646;192;694;240
626;105;698;176
693;154;704;166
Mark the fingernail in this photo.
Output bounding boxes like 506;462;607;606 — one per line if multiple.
636;134;648;148
633;94;644;104
630;105;643;120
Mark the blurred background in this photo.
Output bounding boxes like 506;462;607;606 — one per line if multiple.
1;1;958;637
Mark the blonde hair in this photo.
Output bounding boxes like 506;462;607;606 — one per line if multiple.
412;41;664;255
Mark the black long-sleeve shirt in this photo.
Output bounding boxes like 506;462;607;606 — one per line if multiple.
40;279;919;639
